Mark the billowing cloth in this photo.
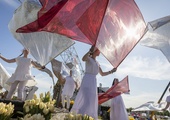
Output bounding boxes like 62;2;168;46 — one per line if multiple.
71;57;99;120
6;57;36;87
98;76;129;105
132;101;166;112
8;0;74;66
110;95;128;120
62;76;75;98
140;15;170;63
17;0;146;68
0;63;11;91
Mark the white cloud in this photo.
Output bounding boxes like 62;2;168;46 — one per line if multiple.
35;74;54;88
114;56;170;80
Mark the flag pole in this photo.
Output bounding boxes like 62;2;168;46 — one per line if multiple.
150;81;170;120
158;81;170;104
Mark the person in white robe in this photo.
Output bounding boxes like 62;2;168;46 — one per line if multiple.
0;49;44;101
57;70;78;112
110;78;129;120
71;46;117;120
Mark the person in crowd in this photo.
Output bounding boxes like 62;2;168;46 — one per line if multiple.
162;87;170;111
110;78;129;120
0;48;44;101
71;45;117;119
57;69;78;113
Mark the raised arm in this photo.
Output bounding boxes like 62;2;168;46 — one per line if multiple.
0;54;16;63
99;67;117;76
31;61;45;70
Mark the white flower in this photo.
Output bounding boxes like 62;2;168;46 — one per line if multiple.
43;108;49;115
39;102;45;109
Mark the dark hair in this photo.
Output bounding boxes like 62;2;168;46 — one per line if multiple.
19;51;24;57
112;78;118;86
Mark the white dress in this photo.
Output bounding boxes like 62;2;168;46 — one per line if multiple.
62;76;75;98
6;57;36;86
110;95;128;120
71;57;99;120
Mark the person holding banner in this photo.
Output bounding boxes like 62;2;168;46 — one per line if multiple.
57;69;78;113
110;78;129;120
162;88;170;111
0;49;44;101
71;46;117;119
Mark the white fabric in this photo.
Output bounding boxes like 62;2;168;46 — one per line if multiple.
8;0;74;66
0;63;11;91
132;101;165;112
71;57;99;120
6;57;37;87
85;57;99;75
140;15;170;63
110;95;128;120
166;95;170;102
62;76;75;97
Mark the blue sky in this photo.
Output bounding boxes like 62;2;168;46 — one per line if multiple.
0;0;170;108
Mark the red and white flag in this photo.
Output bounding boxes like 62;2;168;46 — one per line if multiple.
98;76;129;105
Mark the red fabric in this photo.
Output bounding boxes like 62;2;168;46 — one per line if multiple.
17;0;104;44
98;76;129;105
17;0;146;68
95;0;146;68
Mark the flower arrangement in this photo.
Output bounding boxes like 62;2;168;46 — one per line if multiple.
0;102;14;120
22;91;56;120
64;112;94;120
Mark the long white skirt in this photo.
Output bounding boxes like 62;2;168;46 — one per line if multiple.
71;73;98;120
110;95;128;120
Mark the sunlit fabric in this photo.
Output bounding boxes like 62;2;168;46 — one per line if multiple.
140;15;170;63
17;0;99;44
17;0;146;67
98;76;129;105
95;0;146;67
132;101;165;111
9;0;74;65
0;63;11;91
